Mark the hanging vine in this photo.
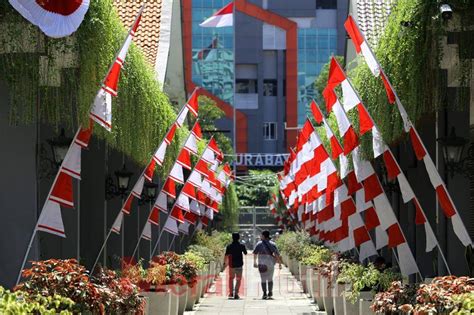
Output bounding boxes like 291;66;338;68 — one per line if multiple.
0;0;184;173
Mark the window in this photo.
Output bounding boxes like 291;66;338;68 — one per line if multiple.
263;79;278;96
263;122;277;140
236;79;258;93
316;0;337;9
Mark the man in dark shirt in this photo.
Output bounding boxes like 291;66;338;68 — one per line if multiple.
224;232;247;299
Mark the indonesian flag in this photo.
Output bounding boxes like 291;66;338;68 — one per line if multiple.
327;97;358;156
142;221;152;241
131;175;145;198
9;0;90;38
184;211;198;225
61;142;82;179
184;122;202;155
153;191;168;213
121;194;134;215
199;2;233;28
148;207;160;225
37;200;65;237
186;88;200;117
165;123;178;145
75;120;94;148
162;178;176;199
170;205;185;224
49;171;74;208
153;142;168;166
195;159;210;178
169;163;184;184
188;170;202;188
177;149;192;170
111;211;124;234
409;127;472;247
176;107;189;128
344;16;380;76
182;182;197;201
179;221;191;235
190;200;201;215
163;216;179;235
176;193;190;212
90;6;143;131
144;160;156;182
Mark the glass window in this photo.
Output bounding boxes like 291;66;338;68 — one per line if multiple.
236;79;258;93
306;36;317;49
316;0;337;10
263;79;278;96
263;122;277;140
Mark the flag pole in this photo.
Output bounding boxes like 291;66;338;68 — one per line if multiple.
151;225;166;257
16;127;82;286
168;235;177;251
91;210;121;274
232;0;237;175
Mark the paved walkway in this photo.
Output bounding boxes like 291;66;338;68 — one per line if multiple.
186;253;317;315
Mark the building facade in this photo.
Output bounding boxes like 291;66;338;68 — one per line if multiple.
184;0;348;171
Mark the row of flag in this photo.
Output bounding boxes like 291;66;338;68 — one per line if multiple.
21;4;235;280
274;16;472;277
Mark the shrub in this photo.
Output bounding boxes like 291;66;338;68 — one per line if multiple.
450;292;474;314
300;245;332;268
187;245;214;264
183;252;206;271
0;287;75;314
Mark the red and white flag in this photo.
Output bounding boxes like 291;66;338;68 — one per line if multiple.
163;216;179;235
49;171;74;208
111;211;124;234
148;207;160;225
90;6;144;131
37;200;65;238
184;122;202;155
142;221;152;241
199;2;233;28
344;16;380;76
186;89;200;117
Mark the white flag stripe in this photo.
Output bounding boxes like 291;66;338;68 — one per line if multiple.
111;212;123;234
396;243;419;276
37;200;65;238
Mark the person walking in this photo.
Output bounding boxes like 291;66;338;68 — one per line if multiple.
253;230;282;300
224;232;247;299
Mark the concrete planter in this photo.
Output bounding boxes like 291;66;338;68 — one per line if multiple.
139;295;149;315
177;284;188;315
342;284;359;315
141;289;171;315
156;285;178;315
321;276;334;314
358;291;375;315
311;270;324;310
290;259;298;277
298;262;307;292
332;282;345;315
306;267;313;298
186;281;201;310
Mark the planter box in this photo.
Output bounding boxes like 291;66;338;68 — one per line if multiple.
311;270;324;310
139;295;149;315
359;291;375;315
141;289;171;315
307;267;314;298
342;284;358;315
299;262;307;293
321;276;334;314
156;285;179;315
177;284;188;315
185;283;199;311
332;282;345;315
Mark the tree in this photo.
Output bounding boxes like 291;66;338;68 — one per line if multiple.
235;170;278;207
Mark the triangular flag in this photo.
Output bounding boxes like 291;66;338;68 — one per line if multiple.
75;120;94;148
148;207;160;225
177;149;192;170
142;221;152;241
199;2;233;27
169;163;184;184
162;178;176;199
179;221;191;235
170;206;185;224
176;107;189;127
165;124;178;145
154;190;168;213
153;142;168;166
144;159;156;182
49;171;74;208
89;7;143;131
163;216;179;235
61;143;82;179
121;194;134;214
37;200;65;238
111;211;124;234
131;175;145;198
186;89;199;116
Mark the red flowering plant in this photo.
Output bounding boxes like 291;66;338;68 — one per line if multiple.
15;259;103;314
92;268;145;314
317;252;355;288
371;281;419;313
414;276;474;313
152;252;189;285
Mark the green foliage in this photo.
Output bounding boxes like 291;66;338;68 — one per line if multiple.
450;292;474;314
192;231;231;261
218;183;239;231
198;96;234;162
236;170;278;206
337;263;381;303
183;252;207;271
186;245;214;265
300;245;332;267
275;231;312;260
0;287;75;314
0;0;182;168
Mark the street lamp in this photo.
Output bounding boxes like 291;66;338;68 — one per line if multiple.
139;181;158;204
47;128;73;167
437;127;469;177
106;164;134;200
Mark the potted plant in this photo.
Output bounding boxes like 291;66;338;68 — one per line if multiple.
183;251;206;311
449;292;474;314
301;244;332;309
371;280;419;314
